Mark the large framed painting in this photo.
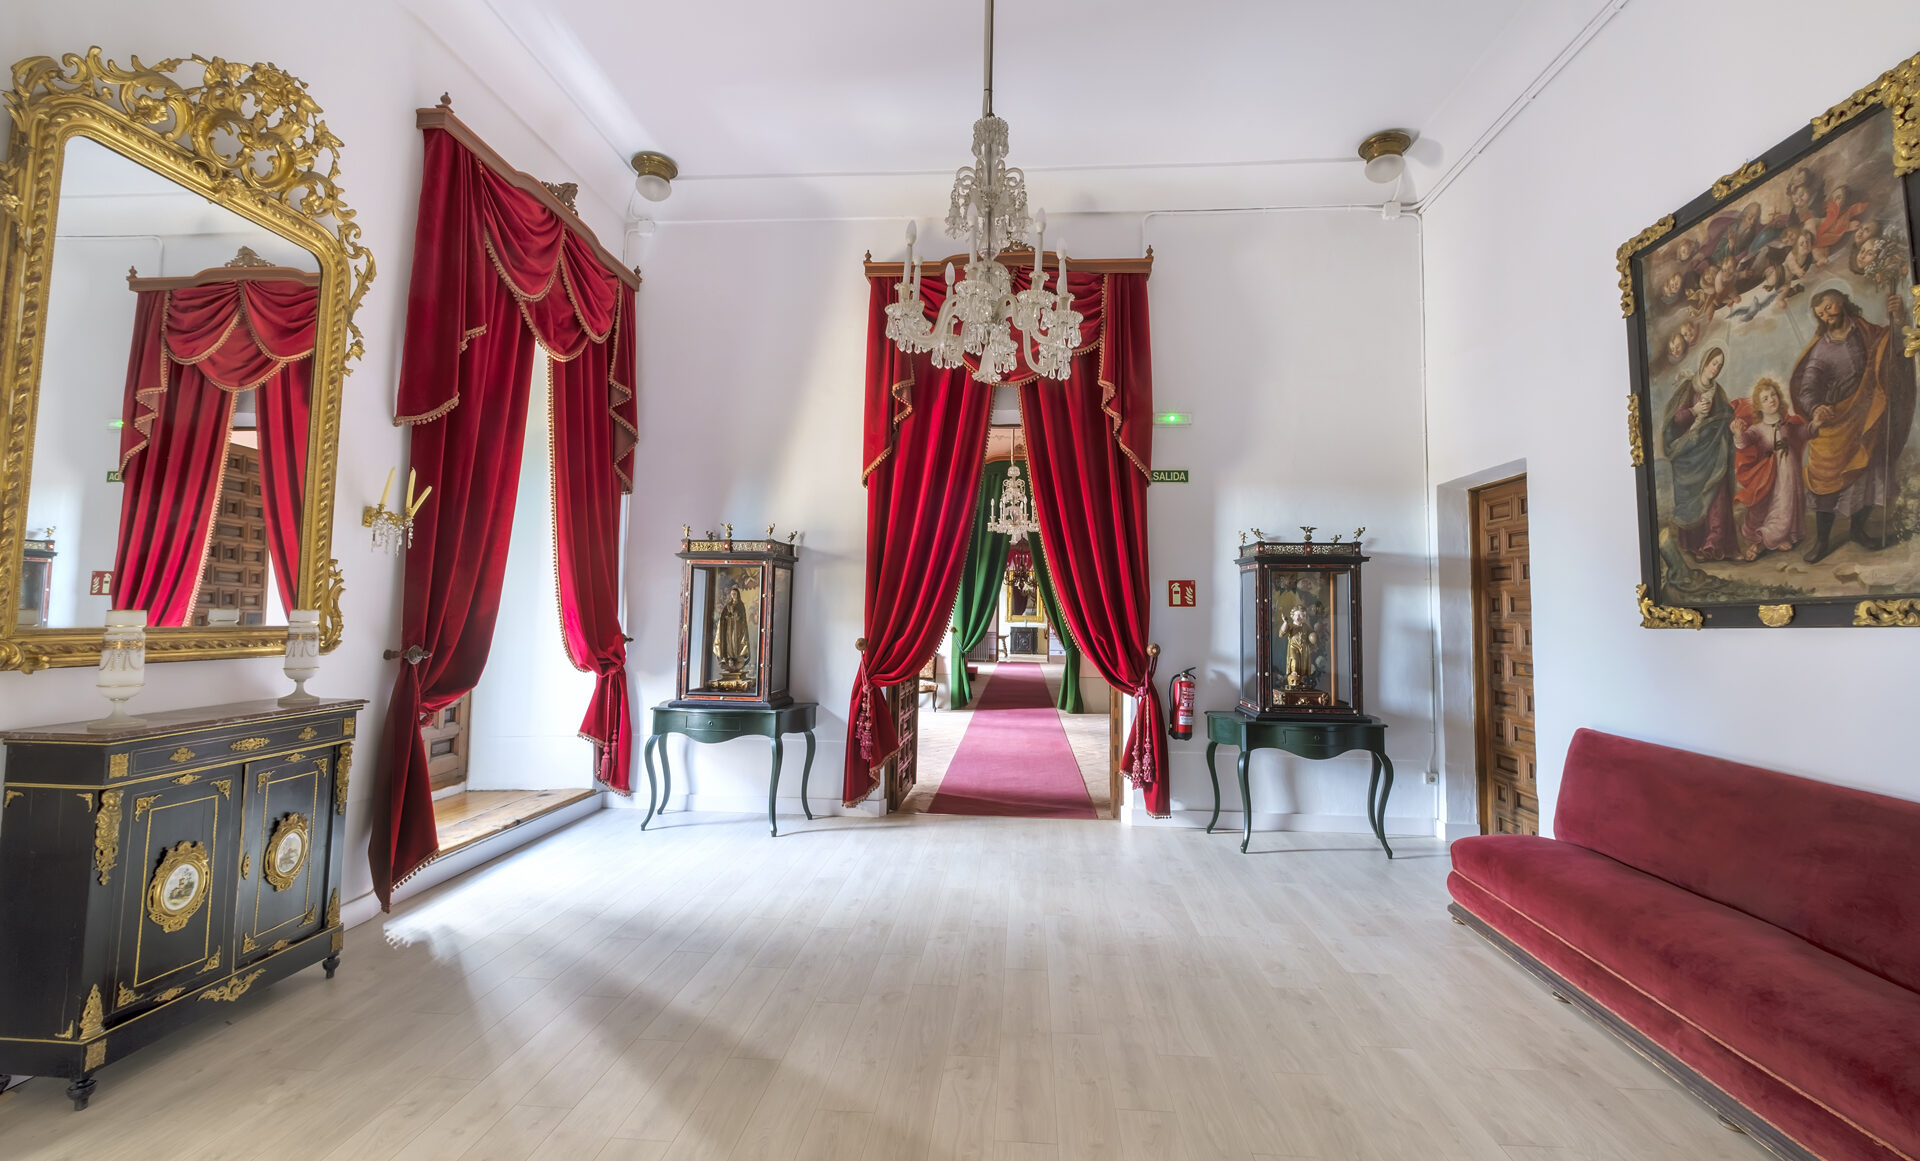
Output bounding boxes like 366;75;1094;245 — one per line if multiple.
1621;52;1920;629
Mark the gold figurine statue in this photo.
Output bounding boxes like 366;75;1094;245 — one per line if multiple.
1279;604;1316;690
713;586;751;680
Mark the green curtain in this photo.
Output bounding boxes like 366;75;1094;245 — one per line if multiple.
948;459;1012;709
1028;531;1085;713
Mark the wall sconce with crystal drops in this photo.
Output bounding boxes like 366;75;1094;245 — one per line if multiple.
363;467;431;556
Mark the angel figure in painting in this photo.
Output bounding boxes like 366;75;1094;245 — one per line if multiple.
1731;378;1810;558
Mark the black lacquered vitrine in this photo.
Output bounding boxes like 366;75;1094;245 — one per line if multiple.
1237;528;1368;719
673;528;796;709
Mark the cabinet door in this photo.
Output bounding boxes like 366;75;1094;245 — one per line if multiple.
109;772;241;1012
237;751;331;965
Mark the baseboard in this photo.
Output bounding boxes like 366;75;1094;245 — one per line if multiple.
1137;807;1437;837
341;791;604;929
664;792;884;818
1444;820;1481;841
1449;903;1816;1161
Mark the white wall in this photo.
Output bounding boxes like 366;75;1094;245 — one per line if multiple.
467;352;597;791
1421;0;1920;828
0;2;627;910
631;210;1436;834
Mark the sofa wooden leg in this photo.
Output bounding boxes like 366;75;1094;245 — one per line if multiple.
1550;991;1572;1004
1718;1115;1747;1134
1450;915;1466;925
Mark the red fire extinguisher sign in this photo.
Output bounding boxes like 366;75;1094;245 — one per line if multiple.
1168;580;1197;607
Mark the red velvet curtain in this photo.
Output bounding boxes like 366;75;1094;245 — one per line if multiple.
376;127;637;906
845;278;992;806
114;281;316;625
1019;274;1167;817
857;266;1165;816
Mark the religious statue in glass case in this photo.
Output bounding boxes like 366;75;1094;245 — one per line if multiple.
1237;526;1368;719
674;525;798;708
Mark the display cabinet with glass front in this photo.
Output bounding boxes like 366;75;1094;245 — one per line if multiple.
1237;527;1368;719
674;528;798;709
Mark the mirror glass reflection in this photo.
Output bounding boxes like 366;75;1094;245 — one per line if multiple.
22;136;322;630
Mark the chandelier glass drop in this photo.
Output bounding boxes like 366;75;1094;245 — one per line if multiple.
883;0;1082;385
986;463;1041;542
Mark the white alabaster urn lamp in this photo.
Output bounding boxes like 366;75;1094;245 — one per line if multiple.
281;610;322;705
92;609;148;730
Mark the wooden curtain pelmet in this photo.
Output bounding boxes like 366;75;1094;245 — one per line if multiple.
413;104;642;291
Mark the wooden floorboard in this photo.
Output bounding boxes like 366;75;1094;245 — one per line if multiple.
0;812;1774;1161
435;788;599;856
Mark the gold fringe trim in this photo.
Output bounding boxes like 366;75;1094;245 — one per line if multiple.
393;394;461;426
1452;876;1915;1161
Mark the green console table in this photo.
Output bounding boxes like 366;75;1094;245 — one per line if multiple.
643;702;818;836
1203;709;1395;857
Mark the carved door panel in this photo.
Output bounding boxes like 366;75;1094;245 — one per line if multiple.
885;681;918;810
109;772;240;1013
422;693;472;793
236;752;330;967
1473;476;1537;836
194;444;270;626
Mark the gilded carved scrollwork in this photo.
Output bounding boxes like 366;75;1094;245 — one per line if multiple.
0;51;365;671
1757;604;1795;628
79;986;104;1040
1710;159;1767;200
1812;50;1920;175
1615;216;1676;318
93;790;121;885
1638;584;1704;629
1626;395;1645;467
1854;599;1920;626
336;741;353;815
198;970;264;1003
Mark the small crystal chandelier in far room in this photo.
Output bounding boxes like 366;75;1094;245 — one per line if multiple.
884;0;1082;385
986;463;1041;542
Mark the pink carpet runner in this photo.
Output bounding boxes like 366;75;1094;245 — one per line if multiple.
929;662;1096;819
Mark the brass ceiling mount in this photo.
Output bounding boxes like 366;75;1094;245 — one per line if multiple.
630;150;679;182
1357;130;1413;163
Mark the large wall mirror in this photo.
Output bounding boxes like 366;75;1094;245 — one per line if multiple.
0;51;371;672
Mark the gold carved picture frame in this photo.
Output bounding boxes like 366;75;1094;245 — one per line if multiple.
0;50;371;670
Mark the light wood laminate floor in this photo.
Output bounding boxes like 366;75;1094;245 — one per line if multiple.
0;811;1768;1161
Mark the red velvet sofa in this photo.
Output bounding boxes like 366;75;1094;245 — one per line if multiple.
1448;729;1920;1161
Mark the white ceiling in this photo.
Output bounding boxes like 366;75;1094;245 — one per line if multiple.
406;0;1626;223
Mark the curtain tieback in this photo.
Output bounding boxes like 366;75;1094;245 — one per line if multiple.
384;645;433;665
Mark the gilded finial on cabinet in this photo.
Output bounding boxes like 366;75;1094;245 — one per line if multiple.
1299;526;1315;542
767;524;777;539
722;523;733;541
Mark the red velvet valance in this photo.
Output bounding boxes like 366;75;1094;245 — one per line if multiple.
861;267;1151;482
395;127;636;489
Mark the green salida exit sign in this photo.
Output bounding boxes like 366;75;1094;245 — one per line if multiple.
1149;469;1189;484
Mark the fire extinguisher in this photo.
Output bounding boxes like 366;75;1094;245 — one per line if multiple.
1168;667;1197;740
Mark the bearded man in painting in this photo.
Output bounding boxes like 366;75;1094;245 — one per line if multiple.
1790;288;1917;563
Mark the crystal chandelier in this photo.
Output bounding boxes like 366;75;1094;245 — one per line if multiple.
883;0;1082;385
986;463;1041;542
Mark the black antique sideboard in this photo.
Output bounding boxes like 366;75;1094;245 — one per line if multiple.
0;699;362;1108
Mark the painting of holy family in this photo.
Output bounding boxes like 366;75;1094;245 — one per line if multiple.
1625;56;1920;627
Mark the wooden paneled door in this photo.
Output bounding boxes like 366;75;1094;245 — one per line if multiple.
884;681;919;809
194;444;269;626
422;693;472;794
1473;475;1537;835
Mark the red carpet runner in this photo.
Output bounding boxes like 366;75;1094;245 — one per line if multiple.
928;662;1096;819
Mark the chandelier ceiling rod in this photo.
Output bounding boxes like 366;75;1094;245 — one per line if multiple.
982;0;995;117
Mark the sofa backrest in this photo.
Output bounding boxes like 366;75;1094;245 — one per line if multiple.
1555;728;1920;994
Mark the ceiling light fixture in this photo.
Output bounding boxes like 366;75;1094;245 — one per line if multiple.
884;0;1080;385
630;150;678;202
1358;130;1412;220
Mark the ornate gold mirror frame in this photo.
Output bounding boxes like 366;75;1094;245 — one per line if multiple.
0;51;372;671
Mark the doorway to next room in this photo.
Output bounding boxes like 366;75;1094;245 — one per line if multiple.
896;423;1115;819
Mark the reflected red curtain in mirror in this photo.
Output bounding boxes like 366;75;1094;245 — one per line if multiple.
113;280;316;625
375;125;638;908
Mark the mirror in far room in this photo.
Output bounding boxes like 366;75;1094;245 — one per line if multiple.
21;135;323;631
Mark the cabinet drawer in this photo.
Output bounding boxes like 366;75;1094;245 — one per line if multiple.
123;714;349;780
